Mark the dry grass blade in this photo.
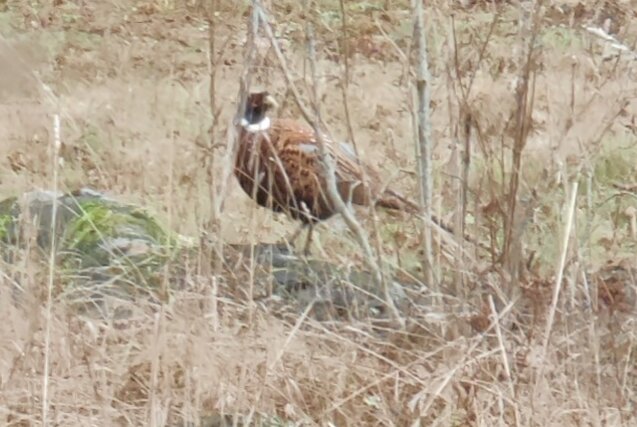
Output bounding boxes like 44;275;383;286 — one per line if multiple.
539;181;579;369
1;0;636;425
488;295;520;427
41;112;62;427
244;298;315;425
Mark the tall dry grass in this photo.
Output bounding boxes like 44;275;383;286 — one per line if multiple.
0;0;635;425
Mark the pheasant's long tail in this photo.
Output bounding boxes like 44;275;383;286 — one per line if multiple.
377;189;488;251
377;189;452;232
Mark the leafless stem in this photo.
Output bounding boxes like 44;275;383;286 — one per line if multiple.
338;0;357;149
244;0;262;327
207;1;260;232
412;0;434;287
42;112;61;427
207;2;218;151
503;1;542;287
253;5;326;134
447;11;494;293
202;0;224;275
444;22;465;295
336;0;385;289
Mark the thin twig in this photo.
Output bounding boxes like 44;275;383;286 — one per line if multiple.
202;0;261;322
337;0;357;149
302;2;404;322
335;0;387;304
245;0;261;327
204;0;220;234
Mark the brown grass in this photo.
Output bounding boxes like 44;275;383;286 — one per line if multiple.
1;0;636;425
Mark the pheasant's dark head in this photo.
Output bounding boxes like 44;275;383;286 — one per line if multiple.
243;91;278;127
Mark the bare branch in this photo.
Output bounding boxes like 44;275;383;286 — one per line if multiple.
412;0;435;287
502;1;543;287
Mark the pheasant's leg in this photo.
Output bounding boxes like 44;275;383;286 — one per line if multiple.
286;223;305;246
303;224;314;256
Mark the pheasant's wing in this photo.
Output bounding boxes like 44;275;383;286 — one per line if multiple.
330;141;379;206
275;120;381;207
263;122;336;219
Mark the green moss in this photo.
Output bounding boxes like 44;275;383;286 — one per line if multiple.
62;199;173;269
0;197;17;243
70;202;165;246
0;214;11;241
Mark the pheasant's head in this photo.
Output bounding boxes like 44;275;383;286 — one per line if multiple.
242;91;278;131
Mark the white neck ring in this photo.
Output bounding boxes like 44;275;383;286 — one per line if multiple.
240;117;271;133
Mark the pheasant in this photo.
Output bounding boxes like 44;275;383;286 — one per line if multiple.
234;91;422;254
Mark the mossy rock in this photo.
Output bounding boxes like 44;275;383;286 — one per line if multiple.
0;188;188;314
1;189;411;322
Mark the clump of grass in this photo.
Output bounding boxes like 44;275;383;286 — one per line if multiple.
593;134;637;185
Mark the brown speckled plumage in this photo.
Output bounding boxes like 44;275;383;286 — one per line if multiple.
234;91;418;252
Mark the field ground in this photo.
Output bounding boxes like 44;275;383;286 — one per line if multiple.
0;0;636;425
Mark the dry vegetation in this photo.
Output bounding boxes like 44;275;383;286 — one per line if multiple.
1;0;637;425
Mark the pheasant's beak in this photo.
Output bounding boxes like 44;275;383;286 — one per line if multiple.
264;94;279;110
